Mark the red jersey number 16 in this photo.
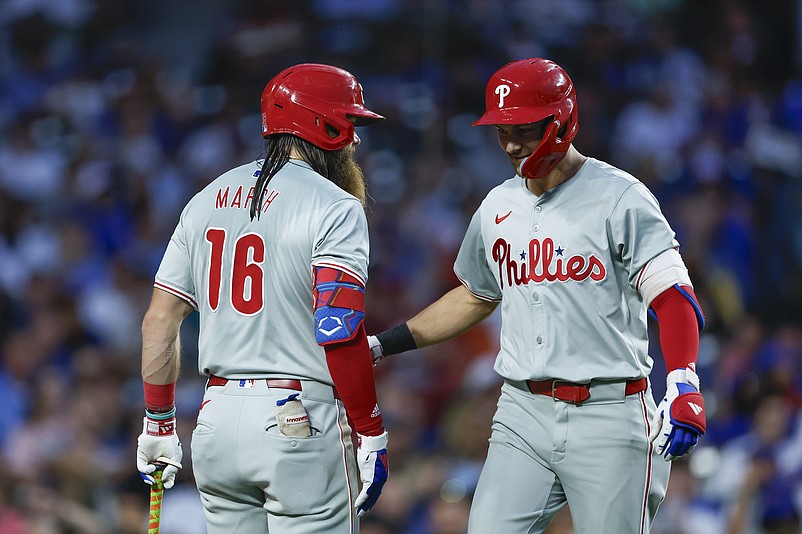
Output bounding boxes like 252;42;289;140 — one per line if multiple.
205;228;265;316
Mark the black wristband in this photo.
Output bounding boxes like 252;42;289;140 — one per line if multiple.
376;323;417;356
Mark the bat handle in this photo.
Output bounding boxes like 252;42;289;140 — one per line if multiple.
148;464;165;534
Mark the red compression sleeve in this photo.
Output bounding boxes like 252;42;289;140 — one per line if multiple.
650;285;701;372
325;326;384;436
143;382;176;412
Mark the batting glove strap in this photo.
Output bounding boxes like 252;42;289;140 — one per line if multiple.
666;367;700;390
367;335;384;365
144;414;177;436
355;430;389;516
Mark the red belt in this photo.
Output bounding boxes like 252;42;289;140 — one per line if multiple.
207;375;339;399
526;378;647;406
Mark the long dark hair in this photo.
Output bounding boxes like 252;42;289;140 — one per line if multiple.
250;135;328;221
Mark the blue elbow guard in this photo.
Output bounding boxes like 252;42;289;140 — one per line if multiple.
314;306;365;345
313;266;366;346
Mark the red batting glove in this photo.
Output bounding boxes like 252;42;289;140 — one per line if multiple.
649;368;706;461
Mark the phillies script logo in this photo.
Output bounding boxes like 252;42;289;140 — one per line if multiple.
492;237;606;289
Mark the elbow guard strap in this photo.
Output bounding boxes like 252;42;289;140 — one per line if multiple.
313;267;365;346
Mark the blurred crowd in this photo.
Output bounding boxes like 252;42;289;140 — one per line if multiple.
1;0;802;532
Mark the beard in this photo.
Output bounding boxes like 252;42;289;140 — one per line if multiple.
326;147;367;206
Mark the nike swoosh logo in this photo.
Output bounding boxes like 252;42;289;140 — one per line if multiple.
495;211;512;224
200;399;211;410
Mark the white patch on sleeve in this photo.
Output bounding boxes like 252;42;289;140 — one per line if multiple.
636;248;692;307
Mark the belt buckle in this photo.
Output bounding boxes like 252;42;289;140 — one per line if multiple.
551;380;591;406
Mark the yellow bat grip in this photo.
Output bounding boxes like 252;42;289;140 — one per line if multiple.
148;467;165;534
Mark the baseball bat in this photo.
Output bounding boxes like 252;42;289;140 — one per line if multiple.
147;461;167;534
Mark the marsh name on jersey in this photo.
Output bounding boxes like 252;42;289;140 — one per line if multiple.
215;184;280;213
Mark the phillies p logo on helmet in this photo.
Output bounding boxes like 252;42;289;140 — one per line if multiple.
495;84;511;108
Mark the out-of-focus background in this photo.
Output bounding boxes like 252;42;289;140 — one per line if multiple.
1;0;802;532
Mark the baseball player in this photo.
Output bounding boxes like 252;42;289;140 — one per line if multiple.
136;63;389;533
369;58;706;533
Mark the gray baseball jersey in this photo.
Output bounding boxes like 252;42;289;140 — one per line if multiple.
154;158;369;382
458;158;676;534
454;157;678;382
155;158;368;533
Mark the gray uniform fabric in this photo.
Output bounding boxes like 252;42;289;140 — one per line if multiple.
156;159;369;382
192;380;357;534
454;158;678;533
154;159;368;533
454;158;678;382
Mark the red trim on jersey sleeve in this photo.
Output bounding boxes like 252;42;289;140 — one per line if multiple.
634;257;654;292
154;281;198;310
325;326;384;436
454;273;502;302
650;285;700;372
312;261;365;286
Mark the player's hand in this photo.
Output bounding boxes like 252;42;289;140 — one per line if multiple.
649;368;706;461
354;430;389;516
137;414;183;488
367;335;384;365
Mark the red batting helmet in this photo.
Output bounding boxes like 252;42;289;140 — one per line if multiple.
473;58;578;179
260;63;385;151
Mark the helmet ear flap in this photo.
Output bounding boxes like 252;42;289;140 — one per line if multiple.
321;108;357;143
557;101;578;145
325;123;340;138
556;120;568;142
518;121;560;179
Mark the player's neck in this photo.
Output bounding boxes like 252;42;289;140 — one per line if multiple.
525;148;586;196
